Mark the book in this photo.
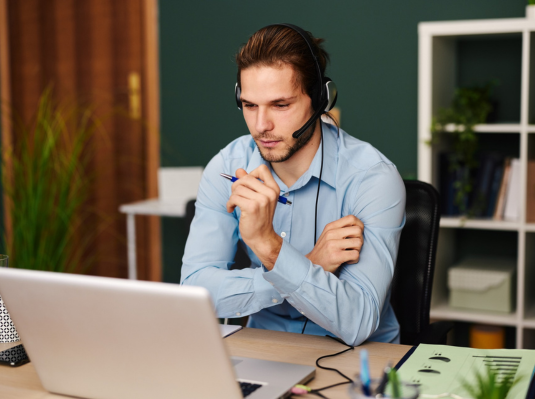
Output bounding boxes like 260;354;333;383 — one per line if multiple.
504;158;521;221
493;158;512;220
486;158;504;217
470;153;503;218
527;160;535;223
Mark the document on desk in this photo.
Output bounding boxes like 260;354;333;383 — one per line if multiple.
396;344;535;399
219;324;242;338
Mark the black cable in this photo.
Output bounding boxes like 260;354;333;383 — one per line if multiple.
314;128;324;247
306;335;354;398
302;128;324;336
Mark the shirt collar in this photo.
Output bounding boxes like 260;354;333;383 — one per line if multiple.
246;121;338;192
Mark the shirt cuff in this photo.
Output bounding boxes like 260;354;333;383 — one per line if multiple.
262;240;311;295
253;265;283;307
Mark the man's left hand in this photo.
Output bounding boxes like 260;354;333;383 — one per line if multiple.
305;215;364;273
226;165;282;270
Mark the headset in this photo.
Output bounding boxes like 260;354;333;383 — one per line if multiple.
234;23;338;139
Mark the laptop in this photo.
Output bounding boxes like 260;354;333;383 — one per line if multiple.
0;268;315;399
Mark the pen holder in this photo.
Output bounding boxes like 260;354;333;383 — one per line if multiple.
0;255;20;343
0;295;20;343
348;378;419;399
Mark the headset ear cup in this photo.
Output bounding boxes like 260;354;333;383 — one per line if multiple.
324;79;338;112
235;83;242;110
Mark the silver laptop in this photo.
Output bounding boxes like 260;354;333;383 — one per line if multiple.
0;268;314;399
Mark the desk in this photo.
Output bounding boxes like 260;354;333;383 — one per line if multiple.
0;328;411;399
119;198;192;280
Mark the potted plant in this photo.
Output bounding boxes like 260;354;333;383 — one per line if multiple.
2;88;97;273
462;367;522;399
430;82;495;216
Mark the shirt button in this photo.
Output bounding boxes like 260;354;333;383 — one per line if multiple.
283;192;289;197
272;298;278;304
281;232;286;238
236;312;241;316
301;311;305;315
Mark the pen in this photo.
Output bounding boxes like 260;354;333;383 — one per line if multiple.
220;173;292;205
375;361;392;395
360;349;371;396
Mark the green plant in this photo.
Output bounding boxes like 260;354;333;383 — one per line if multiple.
461;367;521;399
530;0;535;6
430;82;496;214
2;88;97;272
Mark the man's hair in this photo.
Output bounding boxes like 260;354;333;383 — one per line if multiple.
235;25;330;110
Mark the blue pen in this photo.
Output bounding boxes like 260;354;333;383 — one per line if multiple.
220;173;292;205
360;349;371;396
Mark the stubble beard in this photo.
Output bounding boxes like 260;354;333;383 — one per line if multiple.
255;124;316;163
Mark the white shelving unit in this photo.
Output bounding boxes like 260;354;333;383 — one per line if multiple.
419;7;535;349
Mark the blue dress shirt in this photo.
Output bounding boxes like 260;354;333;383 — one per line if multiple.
181;122;406;346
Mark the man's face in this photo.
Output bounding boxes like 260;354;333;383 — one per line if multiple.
240;64;315;163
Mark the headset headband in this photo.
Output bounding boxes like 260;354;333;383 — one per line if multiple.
266;23;325;103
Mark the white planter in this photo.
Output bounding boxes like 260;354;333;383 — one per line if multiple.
0;295;20;343
527;5;535;20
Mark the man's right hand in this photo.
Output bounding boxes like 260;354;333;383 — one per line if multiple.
305;215;364;274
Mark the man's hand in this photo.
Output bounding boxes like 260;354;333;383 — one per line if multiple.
306;215;364;273
226;165;282;270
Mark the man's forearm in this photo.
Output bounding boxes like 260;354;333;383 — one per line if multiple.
247;232;283;270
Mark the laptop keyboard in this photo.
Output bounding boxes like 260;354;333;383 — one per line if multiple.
239;381;262;397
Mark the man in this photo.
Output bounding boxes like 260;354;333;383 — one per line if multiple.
181;24;405;346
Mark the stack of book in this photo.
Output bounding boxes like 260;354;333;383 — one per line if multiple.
439;152;530;221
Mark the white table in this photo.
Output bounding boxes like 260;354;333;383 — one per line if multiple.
119;197;194;279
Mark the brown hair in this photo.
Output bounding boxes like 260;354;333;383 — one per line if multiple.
235;25;330;110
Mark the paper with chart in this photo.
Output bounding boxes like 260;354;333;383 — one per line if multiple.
396;344;535;398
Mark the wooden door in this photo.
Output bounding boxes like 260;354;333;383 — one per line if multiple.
0;0;161;280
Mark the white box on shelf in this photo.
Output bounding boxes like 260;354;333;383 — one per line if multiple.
448;257;516;313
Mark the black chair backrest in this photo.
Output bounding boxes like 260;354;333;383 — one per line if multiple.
390;180;440;345
185;199;250;270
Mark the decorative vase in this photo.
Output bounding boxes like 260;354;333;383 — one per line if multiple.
0;295;20;343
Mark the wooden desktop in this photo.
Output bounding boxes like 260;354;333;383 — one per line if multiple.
0;328;411;399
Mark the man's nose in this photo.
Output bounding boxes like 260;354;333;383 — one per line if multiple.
256;107;274;133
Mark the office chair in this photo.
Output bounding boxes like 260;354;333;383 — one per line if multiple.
185;180;453;345
390;180;453;345
185;200;250;270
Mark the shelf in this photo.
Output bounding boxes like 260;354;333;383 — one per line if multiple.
440;217;520;231
443;124;521;133
419;18;525;37
523;306;535;329
523;319;535;329
430;302;518;326
420;11;535;348
526;224;535;232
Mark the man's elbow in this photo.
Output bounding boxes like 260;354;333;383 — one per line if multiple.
340;300;381;347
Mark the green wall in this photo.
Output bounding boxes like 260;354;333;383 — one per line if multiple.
159;0;526;283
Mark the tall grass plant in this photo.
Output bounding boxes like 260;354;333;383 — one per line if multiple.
2;88;98;272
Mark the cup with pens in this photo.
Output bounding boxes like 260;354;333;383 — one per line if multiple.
349;350;419;399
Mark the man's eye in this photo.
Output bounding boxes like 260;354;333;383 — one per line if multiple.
244;104;256;108
275;104;289;108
